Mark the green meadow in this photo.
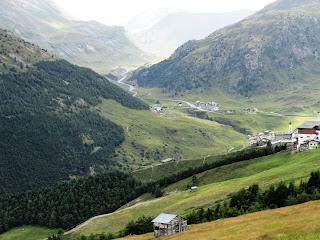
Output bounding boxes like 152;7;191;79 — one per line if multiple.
0;226;60;240
95;100;247;170
119;200;320;240
65;149;320;238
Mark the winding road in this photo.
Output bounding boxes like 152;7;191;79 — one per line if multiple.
117;75;138;97
116;75;205;110
116;74;291;117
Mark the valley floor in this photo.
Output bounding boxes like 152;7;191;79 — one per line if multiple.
119;200;320;240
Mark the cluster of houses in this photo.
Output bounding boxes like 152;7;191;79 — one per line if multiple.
249;121;320;152
195;101;220;112
151;105;167;113
243;107;258;114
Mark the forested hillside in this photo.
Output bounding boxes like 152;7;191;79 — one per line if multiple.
0;171;142;234
131;0;320;96
0;29;148;194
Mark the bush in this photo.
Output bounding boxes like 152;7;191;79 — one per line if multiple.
186;171;320;225
124;216;153;235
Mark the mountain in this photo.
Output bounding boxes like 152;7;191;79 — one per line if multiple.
125;8;180;33
0;0;150;73
0;28;148;194
132;10;254;59
131;0;320;96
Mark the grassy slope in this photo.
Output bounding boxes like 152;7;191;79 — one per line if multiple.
65;149;320;238
132;154;225;183
95;100;247;170
137;86;319;136
0;226;59;240
120;200;320;240
0;28;53;73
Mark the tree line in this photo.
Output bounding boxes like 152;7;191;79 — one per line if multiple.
0;171;143;233
151;145;285;189
83;171;320;240
0;145;285;236
186;171;320;224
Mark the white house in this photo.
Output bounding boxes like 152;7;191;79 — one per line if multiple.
293;121;320;148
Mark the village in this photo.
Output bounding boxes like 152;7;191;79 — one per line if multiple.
150;100;220;113
249;121;320;152
150;121;320;238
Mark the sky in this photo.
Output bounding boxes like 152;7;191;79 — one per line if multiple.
53;0;276;26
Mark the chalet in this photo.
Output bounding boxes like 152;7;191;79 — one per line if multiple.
152;213;187;238
160;158;174;164
190;186;198;192
294;121;320;147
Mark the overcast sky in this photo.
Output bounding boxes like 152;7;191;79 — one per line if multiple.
53;0;276;26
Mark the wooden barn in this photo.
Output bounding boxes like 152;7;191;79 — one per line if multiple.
152;213;187;237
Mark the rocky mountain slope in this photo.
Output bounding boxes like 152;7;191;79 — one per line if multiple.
0;0;150;73
131;0;320;96
0;28;148;194
132;10;253;59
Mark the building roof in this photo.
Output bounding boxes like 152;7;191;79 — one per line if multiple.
298;121;320;129
152;213;177;224
160;158;173;163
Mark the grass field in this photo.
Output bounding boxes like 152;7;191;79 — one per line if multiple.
136;85;319;143
0;226;60;240
206;111;317;135
119;200;320;240
137;81;320;115
65;149;320;239
95;100;247;170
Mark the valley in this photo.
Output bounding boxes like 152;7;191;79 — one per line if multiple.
94;99;247;170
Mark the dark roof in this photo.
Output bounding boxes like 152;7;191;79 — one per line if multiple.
298;121;320;129
152;213;177;224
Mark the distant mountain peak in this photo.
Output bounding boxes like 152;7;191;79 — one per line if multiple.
261;0;319;12
0;0;151;73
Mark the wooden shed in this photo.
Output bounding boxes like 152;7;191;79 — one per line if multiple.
152;213;187;237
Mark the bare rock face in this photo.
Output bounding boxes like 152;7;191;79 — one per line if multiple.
131;0;320;96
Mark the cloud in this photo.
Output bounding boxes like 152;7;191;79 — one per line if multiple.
53;0;276;25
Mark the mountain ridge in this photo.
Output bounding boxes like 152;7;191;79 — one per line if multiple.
0;0;150;73
131;10;253;59
131;0;320;97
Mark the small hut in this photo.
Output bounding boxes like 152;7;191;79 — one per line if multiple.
152;213;187;238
